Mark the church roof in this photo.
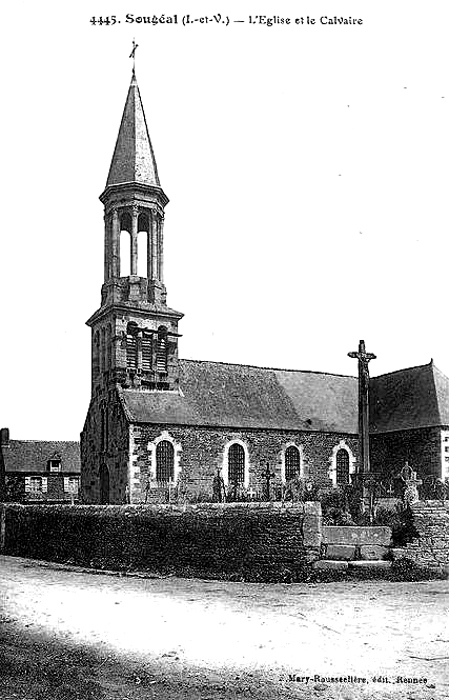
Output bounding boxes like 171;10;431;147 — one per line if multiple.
370;361;449;433
1;440;80;474
119;359;449;435
106;71;161;188
119;359;359;433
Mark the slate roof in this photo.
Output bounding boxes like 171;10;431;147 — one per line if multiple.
1;440;80;474
106;72;161;188
120;359;359;433
370;362;449;433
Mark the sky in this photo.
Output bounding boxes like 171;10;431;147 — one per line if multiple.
1;1;449;439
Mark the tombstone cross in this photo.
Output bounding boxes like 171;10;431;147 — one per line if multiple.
261;462;275;501
399;461;422;506
348;339;376;475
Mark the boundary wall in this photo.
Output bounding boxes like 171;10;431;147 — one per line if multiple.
2;501;449;580
0;501;321;581
393;500;449;572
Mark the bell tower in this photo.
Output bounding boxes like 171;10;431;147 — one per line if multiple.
86;69;183;395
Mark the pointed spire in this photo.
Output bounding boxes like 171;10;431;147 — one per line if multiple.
106;72;161;188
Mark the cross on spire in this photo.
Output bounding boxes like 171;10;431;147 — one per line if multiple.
129;39;139;76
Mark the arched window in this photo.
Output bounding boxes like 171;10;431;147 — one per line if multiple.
120;212;132;277
336;449;350;485
228;443;245;486
137;213;149;278
156;440;174;482
285;446;301;481
156;326;168;373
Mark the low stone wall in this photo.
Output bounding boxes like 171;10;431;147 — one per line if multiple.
321;526;392;561
0;501;322;582
395;501;449;571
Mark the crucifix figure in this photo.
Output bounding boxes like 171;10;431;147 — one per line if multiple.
261;462;275;501
129;38;139;74
348;340;376;476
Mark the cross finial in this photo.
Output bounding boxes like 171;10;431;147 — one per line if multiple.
348;339;376;364
129;39;139;76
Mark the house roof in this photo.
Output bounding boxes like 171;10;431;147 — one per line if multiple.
120;359;359;433
370;361;449;433
2;440;80;474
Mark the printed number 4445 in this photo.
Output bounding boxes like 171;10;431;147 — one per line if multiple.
90;17;117;25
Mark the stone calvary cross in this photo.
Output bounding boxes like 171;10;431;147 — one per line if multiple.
348;340;376;475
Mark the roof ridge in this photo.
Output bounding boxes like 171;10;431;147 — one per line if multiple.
372;361;432;380
179;357;356;379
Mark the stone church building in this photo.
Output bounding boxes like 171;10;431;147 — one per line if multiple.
80;71;449;504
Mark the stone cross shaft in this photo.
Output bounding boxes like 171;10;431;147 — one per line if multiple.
348;340;376;475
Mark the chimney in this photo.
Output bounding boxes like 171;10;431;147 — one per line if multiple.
0;428;10;447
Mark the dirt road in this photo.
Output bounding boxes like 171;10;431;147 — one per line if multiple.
1;555;448;699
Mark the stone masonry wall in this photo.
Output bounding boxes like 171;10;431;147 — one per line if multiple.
131;423;359;503
398;500;449;571
370;427;441;479
1;501;322;582
81;389;130;505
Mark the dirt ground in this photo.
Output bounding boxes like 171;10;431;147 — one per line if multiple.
1;555;448;700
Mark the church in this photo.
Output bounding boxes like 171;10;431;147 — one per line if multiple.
80;70;449;504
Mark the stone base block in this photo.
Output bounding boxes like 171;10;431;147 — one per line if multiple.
348;560;391;570
325;544;356;560
323;526;392;546
359;544;389;561
303;533;322;548
313;560;348;571
390;548;407;560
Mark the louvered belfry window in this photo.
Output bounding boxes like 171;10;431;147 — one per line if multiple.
156;440;174;482
228;443;245;485
285;446;300;481
126;334;137;368
142;334;152;371
336;449;350;485
93;331;100;380
156;327;168;372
